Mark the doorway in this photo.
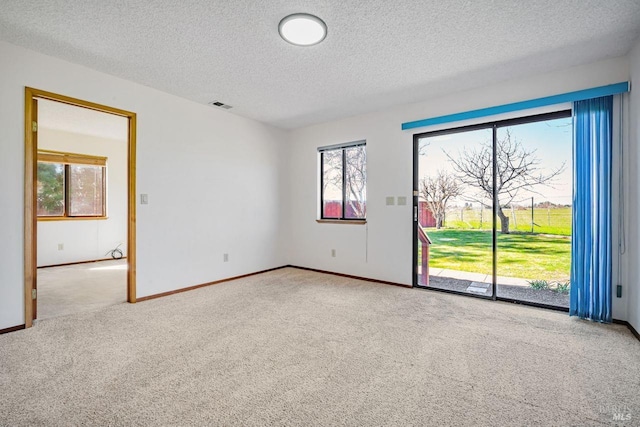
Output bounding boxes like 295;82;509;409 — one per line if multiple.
24;88;137;327
413;110;573;310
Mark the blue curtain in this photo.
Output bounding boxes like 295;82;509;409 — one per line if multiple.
570;96;613;322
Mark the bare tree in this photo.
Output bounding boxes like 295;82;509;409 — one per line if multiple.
323;147;366;218
420;170;461;229
446;129;564;234
418;140;430;155
344;146;366;218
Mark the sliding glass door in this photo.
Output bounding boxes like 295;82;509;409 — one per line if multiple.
415;127;494;298
414;111;572;309
494;116;572;308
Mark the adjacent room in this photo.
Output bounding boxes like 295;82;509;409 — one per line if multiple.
35;99;129;320
1;1;640;425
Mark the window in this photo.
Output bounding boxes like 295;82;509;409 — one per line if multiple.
319;141;366;220
37;150;107;219
414;110;573;309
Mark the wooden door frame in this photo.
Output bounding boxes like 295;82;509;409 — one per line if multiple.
24;87;137;327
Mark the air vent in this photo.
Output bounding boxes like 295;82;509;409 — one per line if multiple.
209;101;233;109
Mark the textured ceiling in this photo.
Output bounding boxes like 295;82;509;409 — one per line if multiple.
2;1;640;129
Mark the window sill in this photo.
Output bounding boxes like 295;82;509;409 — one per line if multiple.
38;216;108;221
316;219;367;225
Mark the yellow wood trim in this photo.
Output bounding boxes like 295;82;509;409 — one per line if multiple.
24;87;138;327
26;87;133;117
128;113;137;303
38;149;107;166
38;216;109;221
24;89;36;327
102;162;107;220
316;219;367;225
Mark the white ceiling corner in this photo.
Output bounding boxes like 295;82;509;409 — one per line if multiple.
38;99;129;142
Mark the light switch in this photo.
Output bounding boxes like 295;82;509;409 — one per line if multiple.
397;196;407;206
140;194;148;205
386;196;395;206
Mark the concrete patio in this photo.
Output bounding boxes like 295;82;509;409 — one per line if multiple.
422;273;569;308
428;267;530;287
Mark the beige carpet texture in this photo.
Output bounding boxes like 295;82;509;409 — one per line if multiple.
1;267;639;426
37;259;127;320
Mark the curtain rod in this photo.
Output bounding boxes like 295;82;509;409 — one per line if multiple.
401;82;630;131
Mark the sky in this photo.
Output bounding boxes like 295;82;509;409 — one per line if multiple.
418;117;573;207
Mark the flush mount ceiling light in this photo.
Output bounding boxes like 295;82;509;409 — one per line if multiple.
278;13;327;46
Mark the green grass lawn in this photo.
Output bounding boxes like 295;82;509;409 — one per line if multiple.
443;207;571;236
422;228;571;282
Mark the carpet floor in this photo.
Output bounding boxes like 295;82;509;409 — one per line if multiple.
1;267;638;426
37;259;127;320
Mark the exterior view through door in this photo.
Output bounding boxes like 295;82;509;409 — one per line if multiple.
414;111;573;309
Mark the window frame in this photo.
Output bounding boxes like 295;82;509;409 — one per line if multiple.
412;109;573;309
37;149;108;221
318;140;367;222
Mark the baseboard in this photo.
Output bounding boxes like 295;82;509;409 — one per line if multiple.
629;323;640;341
613;320;640;342
38;257;127;269
287;265;412;288
0;324;26;335
137;266;289;302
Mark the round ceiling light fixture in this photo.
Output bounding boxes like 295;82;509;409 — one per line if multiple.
278;13;327;46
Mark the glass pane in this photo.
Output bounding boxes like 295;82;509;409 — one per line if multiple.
37;162;65;216
344;146;366;219
495;117;572;308
68;165;104;216
417;128;494;297
322;150;343;218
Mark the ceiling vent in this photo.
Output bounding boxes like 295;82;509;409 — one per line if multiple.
209;101;233;109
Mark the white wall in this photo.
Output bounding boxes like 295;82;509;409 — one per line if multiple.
627;38;640;332
0;41;288;330
286;56;633;320
611;94;629;322
37;128;128;267
1;39;636;331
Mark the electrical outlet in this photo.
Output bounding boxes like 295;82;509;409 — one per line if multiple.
140;194;149;205
397;196;407;206
58;243;64;251
386;196;395;206
331;249;336;257
223;253;229;262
